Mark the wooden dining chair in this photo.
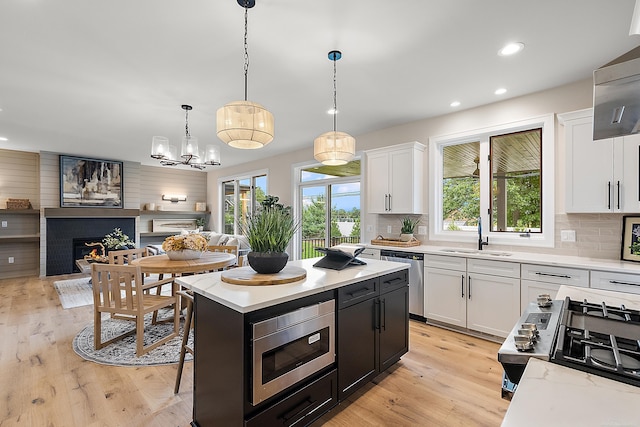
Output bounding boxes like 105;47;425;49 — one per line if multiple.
91;263;179;357
174;289;194;394
108;247;175;323
207;245;241;268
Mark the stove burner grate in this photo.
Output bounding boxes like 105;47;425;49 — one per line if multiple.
590;349;640;373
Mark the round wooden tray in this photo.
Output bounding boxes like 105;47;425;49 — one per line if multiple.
221;266;307;286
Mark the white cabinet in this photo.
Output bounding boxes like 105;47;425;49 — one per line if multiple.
425;255;520;338
366;142;425;214
561;109;640;213
467;259;520;337
425;255;467;328
520;263;589;311
591;270;640;295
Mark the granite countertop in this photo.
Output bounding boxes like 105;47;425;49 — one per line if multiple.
502;285;640;426
175;257;408;313
501;358;640;427
366;243;640;274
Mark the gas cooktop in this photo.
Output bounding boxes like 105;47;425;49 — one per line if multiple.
551;297;640;387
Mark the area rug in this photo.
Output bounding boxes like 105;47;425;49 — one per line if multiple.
53;277;93;309
73;312;193;367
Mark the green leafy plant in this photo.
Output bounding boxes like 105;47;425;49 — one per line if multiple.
102;228;135;250
195;217;206;229
400;217;420;234
241;195;300;253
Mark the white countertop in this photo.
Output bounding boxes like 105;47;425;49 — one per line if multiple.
502;285;640;426
368;243;640;274
501;358;640;427
175;257;408;313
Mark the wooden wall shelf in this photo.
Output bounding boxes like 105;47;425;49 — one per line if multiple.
0;209;40;215
140;210;210;216
0;235;40;243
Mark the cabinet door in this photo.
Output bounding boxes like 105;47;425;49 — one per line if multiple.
379;286;409;372
618;134;640;213
388;148;414;213
520;279;561;313
467;273;520;338
337;297;378;400
565;115;614;213
367;151;390;213
424;267;467;328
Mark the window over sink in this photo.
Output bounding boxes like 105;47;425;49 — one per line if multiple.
429;114;554;247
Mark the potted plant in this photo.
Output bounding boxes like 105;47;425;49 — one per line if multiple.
400;217;420;242
102;228;135;251
195;217;206;231
241;195;300;274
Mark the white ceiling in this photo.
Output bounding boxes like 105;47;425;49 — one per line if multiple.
1;0;639;170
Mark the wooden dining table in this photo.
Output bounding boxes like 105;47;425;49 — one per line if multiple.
130;251;236;275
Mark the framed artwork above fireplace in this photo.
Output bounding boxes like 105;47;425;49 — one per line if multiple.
59;155;123;208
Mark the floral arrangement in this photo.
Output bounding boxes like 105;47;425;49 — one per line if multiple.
102;228;135;250
162;233;208;252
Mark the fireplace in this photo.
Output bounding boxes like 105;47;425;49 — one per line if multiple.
46;217;135;275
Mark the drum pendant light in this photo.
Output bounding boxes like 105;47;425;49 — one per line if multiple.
216;0;274;149
314;50;355;166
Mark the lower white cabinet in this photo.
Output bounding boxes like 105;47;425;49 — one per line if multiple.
425;255;520;338
590;270;640;295
520;264;589;311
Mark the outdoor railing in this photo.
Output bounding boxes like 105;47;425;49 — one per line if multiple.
301;236;361;259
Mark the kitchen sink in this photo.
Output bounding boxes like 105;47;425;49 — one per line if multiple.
439;248;512;257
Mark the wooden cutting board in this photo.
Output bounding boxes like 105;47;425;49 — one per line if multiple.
221;266;307;286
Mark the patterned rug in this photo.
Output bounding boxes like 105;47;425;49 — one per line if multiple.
54;277;93;309
73;311;193;366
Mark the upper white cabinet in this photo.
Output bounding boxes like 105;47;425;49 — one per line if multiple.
561;109;640;213
366;142;425;214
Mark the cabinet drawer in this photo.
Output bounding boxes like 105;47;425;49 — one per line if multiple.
425;254;466;272
521;264;589;287
245;369;337;427
467;258;520;278
379;269;408;294
591;271;640;295
338;278;378;308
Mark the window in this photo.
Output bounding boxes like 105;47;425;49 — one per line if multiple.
295;160;361;259
430;115;554;247
220;171;267;235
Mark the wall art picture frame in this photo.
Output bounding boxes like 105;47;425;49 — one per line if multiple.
59;155;123;208
621;215;640;262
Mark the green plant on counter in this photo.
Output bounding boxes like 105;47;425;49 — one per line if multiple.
241;195;300;253
400;217;420;234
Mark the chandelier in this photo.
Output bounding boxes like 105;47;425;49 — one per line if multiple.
216;0;274;149
151;105;221;170
314;50;355;166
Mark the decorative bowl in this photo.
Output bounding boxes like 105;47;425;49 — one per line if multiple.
166;249;204;261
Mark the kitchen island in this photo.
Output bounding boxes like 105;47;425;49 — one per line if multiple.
502;286;640;426
176;258;410;427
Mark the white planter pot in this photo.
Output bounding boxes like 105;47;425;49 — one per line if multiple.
166;249;204;260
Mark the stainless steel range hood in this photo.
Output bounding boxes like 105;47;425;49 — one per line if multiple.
593;45;640;140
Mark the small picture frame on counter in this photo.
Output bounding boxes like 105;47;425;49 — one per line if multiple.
621;215;640;262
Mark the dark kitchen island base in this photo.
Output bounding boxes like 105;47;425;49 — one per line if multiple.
188;267;408;427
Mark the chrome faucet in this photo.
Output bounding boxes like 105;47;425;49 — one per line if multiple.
478;217;489;250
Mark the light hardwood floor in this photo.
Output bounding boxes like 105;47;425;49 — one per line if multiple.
0;274;508;427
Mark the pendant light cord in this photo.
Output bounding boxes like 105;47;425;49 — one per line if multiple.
185;108;190;139
244;7;250;101
333;56;337;132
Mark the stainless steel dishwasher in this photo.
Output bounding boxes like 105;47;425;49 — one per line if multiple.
380;250;424;319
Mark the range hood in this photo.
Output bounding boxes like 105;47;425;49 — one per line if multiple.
593;45;640;140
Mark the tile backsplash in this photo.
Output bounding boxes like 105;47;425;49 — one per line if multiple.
374;213;626;261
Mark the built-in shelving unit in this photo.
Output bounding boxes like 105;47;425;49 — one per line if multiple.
0;209;41;278
139;210;210;246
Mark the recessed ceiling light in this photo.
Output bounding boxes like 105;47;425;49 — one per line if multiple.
450;101;461;107
0;137;8;141
498;42;525;56
495;88;507;95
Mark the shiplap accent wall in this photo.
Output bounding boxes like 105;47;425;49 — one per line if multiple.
0;149;39;207
139;165;207;211
0;149;40;278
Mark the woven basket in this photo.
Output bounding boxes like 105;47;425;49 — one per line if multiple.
6;198;32;209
